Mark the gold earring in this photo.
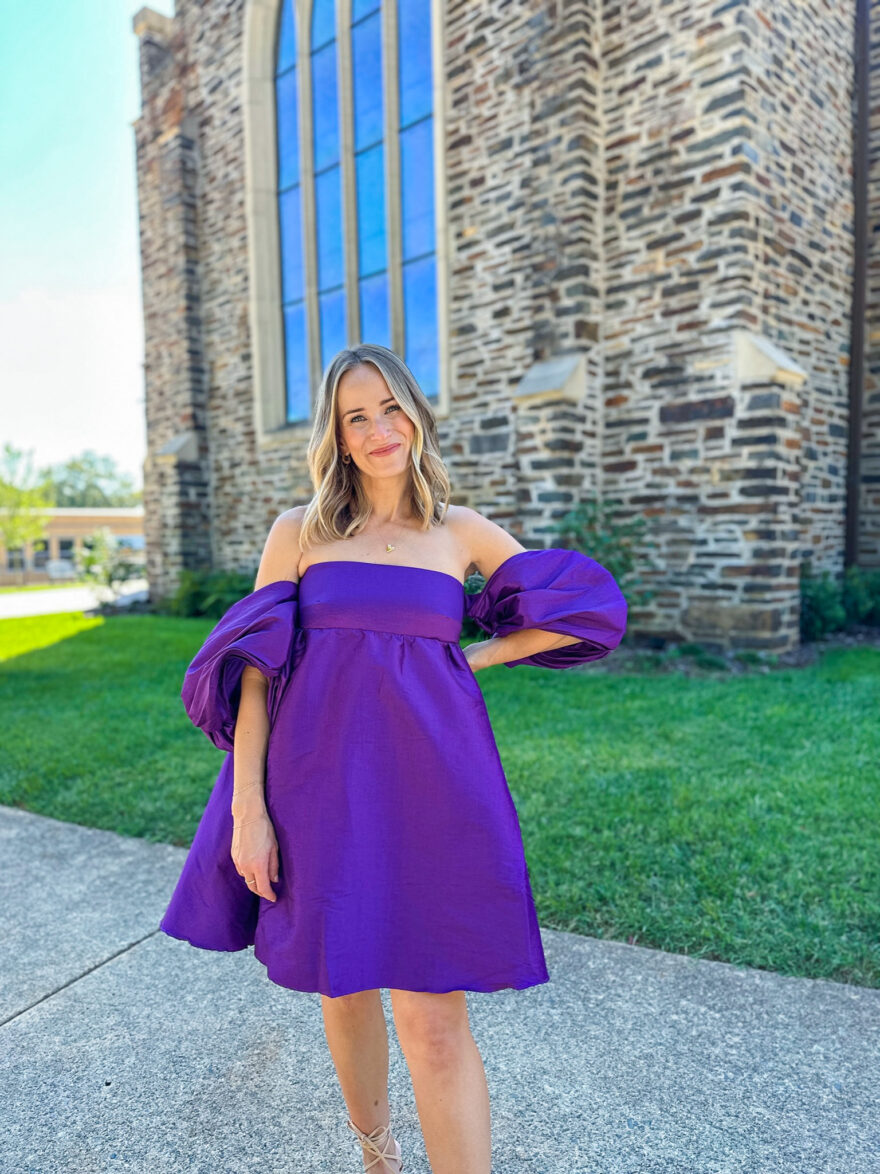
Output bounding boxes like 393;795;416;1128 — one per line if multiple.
342;452;351;464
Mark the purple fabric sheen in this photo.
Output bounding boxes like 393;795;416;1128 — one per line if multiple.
160;752;259;951
161;560;551;997
466;547;628;669
180;579;299;752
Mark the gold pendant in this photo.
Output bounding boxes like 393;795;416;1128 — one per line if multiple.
386;544;395;552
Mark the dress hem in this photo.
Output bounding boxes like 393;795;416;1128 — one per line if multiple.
159;922;551;997
252;940;551;997
159;921;252;954
257;966;552;998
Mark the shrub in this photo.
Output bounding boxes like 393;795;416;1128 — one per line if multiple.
799;563;846;642
842;564;880;627
161;568;258;618
461;497;657;645
76;526;143;594
546;496;658;614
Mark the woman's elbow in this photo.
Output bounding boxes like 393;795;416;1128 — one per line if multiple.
241;664;271;687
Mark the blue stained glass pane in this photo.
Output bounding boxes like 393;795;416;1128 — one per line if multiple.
311;0;335;50
397;0;432;127
400;116;434;261
353;0;380;20
312;41;339;172
279;184;304;304
276;0;296;73
284;301;310;421
403;254;438;399
359;272;390;347
320;288;347;371
276;66;299;190
356;144;386;276
315;166;343;290
352;12;383;151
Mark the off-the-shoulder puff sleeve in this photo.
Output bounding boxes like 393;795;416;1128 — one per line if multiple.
181;579;299;752
465;548;627;669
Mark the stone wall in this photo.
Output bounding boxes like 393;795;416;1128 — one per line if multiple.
132;0;866;651
598;0;856;650
862;0;880;566
442;0;603;537
133;11;212;596
133;0;607;602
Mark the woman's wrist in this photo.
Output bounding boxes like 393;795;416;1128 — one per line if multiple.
479;628;579;665
466;637;504;670
231;778;267;820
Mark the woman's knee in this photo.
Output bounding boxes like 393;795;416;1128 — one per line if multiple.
389;990;471;1061
321;988;383;1021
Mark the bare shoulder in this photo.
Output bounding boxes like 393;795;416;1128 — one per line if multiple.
254;505;307;588
446;504;527;580
276;504;307;528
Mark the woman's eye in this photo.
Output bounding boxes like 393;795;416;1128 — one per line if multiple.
350;404;400;424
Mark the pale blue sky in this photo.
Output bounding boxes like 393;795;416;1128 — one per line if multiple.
1;1;174;490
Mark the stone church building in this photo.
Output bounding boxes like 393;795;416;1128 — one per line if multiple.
132;0;878;653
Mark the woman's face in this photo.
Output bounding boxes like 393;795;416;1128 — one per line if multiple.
337;365;415;476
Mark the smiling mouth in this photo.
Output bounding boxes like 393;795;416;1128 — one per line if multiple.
371;443;401;455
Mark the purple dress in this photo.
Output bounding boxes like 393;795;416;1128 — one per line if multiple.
159;548;628;997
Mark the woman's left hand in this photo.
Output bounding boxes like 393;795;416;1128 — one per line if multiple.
463;640;495;672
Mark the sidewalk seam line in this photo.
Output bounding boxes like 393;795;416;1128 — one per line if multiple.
0;928;161;1028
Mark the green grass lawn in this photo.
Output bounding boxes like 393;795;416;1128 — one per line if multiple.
1;610;878;988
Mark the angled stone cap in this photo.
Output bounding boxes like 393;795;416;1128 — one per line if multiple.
733;330;809;388
132;8;175;41
155;431;201;465
513;352;587;406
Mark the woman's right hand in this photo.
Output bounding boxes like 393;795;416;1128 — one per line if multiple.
231;813;280;902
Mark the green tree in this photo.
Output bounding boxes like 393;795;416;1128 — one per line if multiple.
38;449;141;508
75;526;144;600
0;445;55;584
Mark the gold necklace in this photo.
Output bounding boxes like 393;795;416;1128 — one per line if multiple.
379;519;410;555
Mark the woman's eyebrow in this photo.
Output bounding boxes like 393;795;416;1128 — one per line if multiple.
343;397;396;418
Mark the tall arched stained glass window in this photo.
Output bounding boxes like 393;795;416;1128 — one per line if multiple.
269;0;443;422
275;0;309;422
398;0;438;401
311;0;347;375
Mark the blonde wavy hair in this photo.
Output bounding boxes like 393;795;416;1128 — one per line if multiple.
299;344;452;550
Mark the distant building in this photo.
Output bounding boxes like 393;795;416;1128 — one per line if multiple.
132;1;878;652
0;507;145;587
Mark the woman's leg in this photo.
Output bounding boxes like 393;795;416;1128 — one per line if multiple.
321;988;397;1165
389;989;491;1174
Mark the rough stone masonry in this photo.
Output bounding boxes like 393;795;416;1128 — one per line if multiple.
131;0;880;653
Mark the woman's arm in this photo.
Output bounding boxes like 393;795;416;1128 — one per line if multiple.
232;507;304;818
230;509;304;899
467;627;582;670
458;507;583;669
231;668;273;821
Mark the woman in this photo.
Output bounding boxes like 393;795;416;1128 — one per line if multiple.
160;343;628;1173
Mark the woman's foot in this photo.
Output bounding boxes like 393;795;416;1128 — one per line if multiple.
346;1117;404;1172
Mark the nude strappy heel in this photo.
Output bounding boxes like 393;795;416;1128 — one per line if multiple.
346;1117;404;1171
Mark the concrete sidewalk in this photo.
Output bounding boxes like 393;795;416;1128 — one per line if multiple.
0;580;149;620
1;804;877;1174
